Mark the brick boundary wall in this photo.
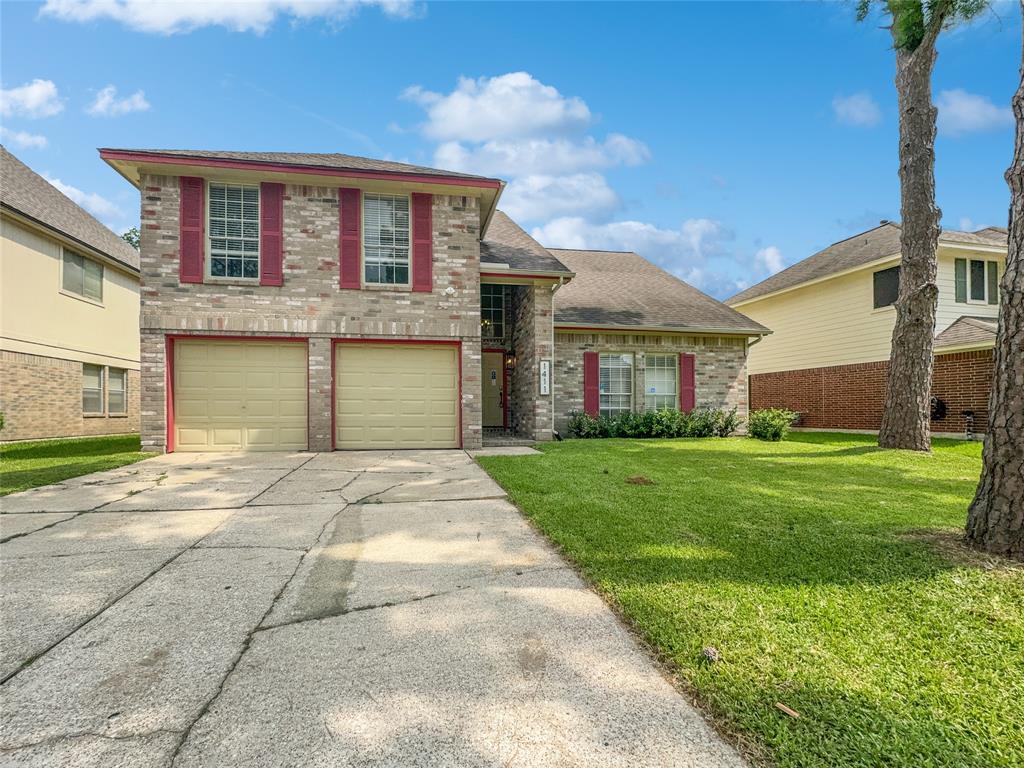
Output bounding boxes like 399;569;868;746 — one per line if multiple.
749;349;993;436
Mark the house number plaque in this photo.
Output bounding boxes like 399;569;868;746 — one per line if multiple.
539;359;551;396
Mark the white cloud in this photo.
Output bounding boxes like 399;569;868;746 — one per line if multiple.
532;216;732;279
87;85;151;116
43;174;123;224
832;92;882;127
403;72;591;142
531;216;786;299
434;134;649;177
937;89;1013;137
0;127;48;149
39;0;416;34
500;174;619;222
755;245;784;274
959;217;975;231
0;79;63;118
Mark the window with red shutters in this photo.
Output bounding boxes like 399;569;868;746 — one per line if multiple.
339;187;361;289
259;182;284;286
178;177;204;283
411;193;433;292
679;353;696;412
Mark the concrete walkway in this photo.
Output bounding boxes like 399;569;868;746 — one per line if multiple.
0;450;745;767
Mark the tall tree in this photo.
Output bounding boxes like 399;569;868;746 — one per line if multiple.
967;12;1023;562
857;0;989;451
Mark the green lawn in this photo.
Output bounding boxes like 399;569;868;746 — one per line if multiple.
477;433;1024;768
0;434;153;495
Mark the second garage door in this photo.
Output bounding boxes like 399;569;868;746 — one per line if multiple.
174;340;308;452
335;344;459;449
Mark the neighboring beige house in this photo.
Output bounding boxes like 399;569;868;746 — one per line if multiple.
727;222;1007;436
0;146;141;441
99;147;767;453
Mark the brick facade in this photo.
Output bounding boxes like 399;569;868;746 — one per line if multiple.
0;350;140;441
138;174;491;451
510;285;555;440
748;349;994;436
552;332;749;435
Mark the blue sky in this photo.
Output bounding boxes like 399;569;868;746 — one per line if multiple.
1;0;1017;299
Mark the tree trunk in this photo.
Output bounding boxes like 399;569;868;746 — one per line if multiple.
878;12;941;452
966;16;1024;562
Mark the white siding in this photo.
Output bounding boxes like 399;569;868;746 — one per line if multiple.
935;247;1003;335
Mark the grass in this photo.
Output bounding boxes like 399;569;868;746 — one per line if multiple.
0;434;154;495
477;433;1024;768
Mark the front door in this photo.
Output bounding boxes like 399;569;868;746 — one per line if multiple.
482;351;505;427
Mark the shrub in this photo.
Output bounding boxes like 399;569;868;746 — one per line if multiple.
748;408;798;441
716;407;743;437
650;408;685;438
565;407;742;440
566;411;600;438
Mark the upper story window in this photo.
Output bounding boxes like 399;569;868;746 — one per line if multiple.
872;265;900;309
481;284;505;338
209;183;259;279
363;194;410;286
645;354;678;411
599;353;634;419
954;257;999;305
62;249;103;302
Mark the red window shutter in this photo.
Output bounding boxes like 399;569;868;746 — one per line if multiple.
178;177;204;284
583;351;600;416
339;187;361;289
259;182;284;286
679;353;696;412
411;193;433;292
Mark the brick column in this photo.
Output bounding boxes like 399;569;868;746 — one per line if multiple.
307;337;333;452
140;331;168;452
510;284;554;441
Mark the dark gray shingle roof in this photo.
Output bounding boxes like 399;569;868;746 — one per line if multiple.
481;211;571;273
1;146;139;271
934;316;997;350
548;248;768;334
101;148;497;183
728;222;1007;306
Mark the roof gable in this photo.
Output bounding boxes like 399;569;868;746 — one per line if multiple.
728;222;1008;306
548;248;768;334
481;211;571;274
1;146;139;271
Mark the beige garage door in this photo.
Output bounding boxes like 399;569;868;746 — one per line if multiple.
335;344;459;449
174;340;308;452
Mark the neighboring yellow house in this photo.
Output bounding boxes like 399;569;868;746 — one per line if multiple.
727;221;1006;436
0;146;140;441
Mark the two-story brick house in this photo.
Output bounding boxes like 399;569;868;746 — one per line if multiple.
102;148;768;452
728;221;1007;437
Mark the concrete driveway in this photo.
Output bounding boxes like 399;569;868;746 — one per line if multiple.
0;450;745;768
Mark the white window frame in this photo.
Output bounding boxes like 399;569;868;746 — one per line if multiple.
481;284;505;339
599;353;634;419
107;367;128;415
82;363;105;416
206;181;261;282
644;354;678;411
362;192;411;288
60;247;104;304
966;258;999;305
